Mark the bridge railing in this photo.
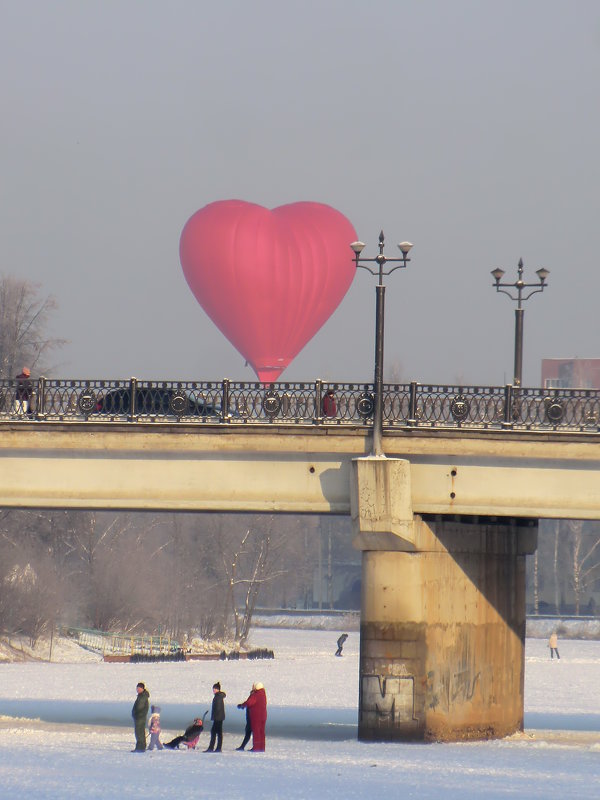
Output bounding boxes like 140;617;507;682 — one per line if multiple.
0;377;598;432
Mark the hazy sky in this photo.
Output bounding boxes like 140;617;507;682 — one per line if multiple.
2;1;599;387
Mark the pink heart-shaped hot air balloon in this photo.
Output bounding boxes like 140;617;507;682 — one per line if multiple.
179;200;357;382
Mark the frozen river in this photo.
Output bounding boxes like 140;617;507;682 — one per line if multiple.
0;629;599;799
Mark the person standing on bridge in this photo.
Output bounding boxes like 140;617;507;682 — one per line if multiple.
322;388;337;418
14;367;33;416
549;631;560;659
131;681;150;752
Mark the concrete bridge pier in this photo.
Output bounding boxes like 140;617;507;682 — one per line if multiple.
351;457;537;742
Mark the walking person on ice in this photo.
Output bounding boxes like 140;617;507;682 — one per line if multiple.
335;633;348;657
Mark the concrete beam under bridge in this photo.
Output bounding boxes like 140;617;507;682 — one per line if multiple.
0;423;600;518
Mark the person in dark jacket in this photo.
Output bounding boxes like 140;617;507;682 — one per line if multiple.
239;682;267;751
131;681;150;752
322;388;337;418
164;717;204;749
204;681;226;752
236;686;255;750
335;633;348;657
14;367;33;416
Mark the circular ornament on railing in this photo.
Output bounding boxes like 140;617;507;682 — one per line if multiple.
356;392;374;418
169;392;189;416
450;395;469;421
263;390;281;417
78;391;96;414
545;398;564;423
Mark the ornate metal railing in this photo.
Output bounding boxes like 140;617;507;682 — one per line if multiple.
0;377;599;432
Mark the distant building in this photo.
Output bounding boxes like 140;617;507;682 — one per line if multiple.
541;358;600;389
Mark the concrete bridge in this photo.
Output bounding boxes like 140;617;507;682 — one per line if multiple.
2;376;600;743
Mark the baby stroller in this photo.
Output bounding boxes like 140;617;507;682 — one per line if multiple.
164;711;207;750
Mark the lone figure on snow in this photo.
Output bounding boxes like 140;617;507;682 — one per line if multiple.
549;632;560;660
335;633;348;657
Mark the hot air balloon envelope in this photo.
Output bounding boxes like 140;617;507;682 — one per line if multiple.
179;200;357;382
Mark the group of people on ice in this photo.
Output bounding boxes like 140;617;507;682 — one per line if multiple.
131;680;267;753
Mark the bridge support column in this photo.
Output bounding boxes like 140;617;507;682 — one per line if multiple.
351;456;537;742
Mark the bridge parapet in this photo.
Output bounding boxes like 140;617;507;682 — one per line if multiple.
1;377;599;433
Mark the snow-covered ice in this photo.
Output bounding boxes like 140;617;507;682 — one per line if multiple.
0;630;599;799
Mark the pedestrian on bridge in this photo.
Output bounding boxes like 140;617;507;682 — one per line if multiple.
14;367;33;416
549;632;560;659
322;388;337;418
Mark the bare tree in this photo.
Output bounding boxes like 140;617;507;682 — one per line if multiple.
0;275;66;378
214;517;288;643
0;557;63;648
263;516;321;610
566;520;600;615
0;508;360;652
532;549;539;615
553;520;561;615
65;512;152;631
154;513;216;641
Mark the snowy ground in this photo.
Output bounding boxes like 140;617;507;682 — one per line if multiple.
0;630;599;799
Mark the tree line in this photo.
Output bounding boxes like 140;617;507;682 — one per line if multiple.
0;508;356;647
528;519;600;616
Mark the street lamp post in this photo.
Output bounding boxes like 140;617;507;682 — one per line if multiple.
491;259;549;387
351;231;413;456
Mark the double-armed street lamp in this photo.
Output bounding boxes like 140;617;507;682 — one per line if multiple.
350;231;413;456
491;259;549;388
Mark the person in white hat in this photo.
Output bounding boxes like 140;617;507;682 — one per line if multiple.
238;682;267;751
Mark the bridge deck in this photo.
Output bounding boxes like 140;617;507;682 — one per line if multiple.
0;422;598;518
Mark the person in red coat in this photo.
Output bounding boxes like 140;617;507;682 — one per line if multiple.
239;682;267;751
322;388;337;418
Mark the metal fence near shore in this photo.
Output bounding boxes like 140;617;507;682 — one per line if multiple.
64;627;180;658
2;377;600;432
